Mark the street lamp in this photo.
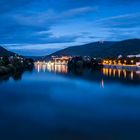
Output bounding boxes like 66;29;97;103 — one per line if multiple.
131;60;134;64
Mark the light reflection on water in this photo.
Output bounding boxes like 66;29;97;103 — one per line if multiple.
35;63;68;74
33;63;140;91
0;63;140;140
102;68;135;80
34;63;140;82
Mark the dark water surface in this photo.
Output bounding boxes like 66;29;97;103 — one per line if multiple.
0;64;140;140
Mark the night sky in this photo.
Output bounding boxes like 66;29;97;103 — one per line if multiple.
0;0;140;56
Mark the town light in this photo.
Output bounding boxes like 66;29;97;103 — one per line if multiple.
118;60;121;65
131;60;134;64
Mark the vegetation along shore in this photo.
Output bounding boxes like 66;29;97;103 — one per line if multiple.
0;55;34;76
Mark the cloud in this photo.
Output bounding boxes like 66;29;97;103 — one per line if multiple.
11;6;96;27
95;13;140;22
0;5;95;45
93;13;140;28
0;0;140;55
62;6;98;16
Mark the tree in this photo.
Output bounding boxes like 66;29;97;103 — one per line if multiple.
2;56;10;65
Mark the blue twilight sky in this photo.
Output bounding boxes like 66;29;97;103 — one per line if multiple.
0;0;140;56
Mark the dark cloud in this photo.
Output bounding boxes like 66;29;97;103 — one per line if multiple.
94;13;140;28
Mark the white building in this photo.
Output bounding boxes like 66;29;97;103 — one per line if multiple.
127;54;140;58
136;62;140;67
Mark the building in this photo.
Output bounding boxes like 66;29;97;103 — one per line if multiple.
136;62;140;67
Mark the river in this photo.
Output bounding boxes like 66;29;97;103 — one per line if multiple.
0;64;140;140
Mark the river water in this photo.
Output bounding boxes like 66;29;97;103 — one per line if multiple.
0;64;140;140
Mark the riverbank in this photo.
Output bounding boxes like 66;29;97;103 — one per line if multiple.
68;56;103;70
0;57;34;76
0;64;33;75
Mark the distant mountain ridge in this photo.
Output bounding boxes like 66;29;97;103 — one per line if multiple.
1;38;140;59
0;46;15;56
45;39;140;59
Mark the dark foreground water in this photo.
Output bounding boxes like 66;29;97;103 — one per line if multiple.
0;64;140;140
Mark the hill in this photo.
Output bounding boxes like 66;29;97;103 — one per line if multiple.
0;46;15;56
45;39;140;59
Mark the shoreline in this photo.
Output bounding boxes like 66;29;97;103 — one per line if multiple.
0;62;34;76
0;65;33;76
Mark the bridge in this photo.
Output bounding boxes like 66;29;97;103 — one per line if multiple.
52;56;71;65
34;56;72;70
34;57;70;73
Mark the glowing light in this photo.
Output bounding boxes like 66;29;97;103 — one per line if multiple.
109;68;112;76
113;69;116;77
118;60;121;65
42;64;46;72
118;69;121;78
35;60;68;74
37;64;40;73
105;68;109;76
113;60;116;65
109;60;112;65
103;68;106;75
123;70;126;78
124;60;127;63
101;79;104;88
130;71;134;80
131;60;134;64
